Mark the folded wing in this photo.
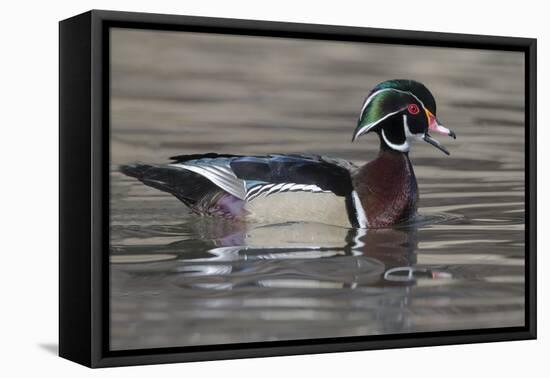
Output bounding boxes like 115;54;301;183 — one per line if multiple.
169;153;357;201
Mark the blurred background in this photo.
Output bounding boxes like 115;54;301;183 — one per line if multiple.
109;28;525;350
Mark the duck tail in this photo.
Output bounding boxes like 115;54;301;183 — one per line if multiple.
119;163;154;181
119;163;189;195
119;163;222;209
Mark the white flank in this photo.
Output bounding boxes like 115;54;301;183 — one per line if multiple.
351;190;368;228
245;191;350;227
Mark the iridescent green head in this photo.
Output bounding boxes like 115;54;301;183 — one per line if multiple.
352;79;456;155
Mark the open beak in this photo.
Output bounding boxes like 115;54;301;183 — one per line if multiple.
423;109;456;155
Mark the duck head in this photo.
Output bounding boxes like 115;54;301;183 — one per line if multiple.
352;80;456;155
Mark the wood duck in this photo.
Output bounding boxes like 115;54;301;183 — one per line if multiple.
121;79;456;228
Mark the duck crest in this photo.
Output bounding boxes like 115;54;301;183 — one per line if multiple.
353;150;418;228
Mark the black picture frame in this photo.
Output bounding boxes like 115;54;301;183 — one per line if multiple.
59;9;537;368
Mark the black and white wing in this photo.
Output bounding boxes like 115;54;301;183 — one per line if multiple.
168;153;357;201
121;153;359;226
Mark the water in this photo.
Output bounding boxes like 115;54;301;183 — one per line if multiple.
109;29;525;350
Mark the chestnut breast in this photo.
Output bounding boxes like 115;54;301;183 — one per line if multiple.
353;151;418;227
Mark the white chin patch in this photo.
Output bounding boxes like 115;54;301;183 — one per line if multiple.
381;115;425;153
381;129;410;152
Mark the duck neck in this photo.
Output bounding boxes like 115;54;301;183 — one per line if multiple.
353;148;418;228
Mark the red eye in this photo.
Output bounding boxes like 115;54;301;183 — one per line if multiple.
407;104;420;115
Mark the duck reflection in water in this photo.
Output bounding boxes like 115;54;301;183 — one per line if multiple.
112;220;452;290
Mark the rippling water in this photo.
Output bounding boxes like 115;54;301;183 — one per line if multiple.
109;28;525;350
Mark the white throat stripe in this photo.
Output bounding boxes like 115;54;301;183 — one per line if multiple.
382;128;410;152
